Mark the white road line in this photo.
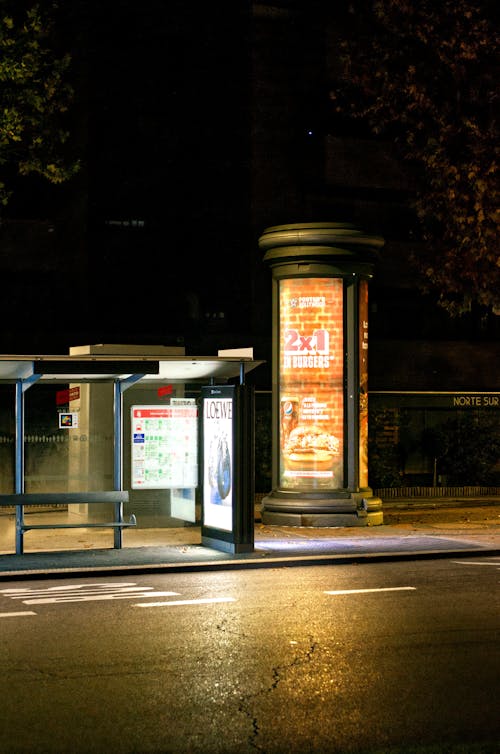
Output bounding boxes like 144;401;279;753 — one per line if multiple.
0;582;180;605
0;582;140;595
0;611;37;617
20;591;180;605
452;561;500;567
1;585;155;599
135;597;237;608
0;583;236;610
325;587;416;596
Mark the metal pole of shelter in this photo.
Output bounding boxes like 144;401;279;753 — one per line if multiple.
113;375;144;548
15;374;41;553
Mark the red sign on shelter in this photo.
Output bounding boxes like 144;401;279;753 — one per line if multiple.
157;385;173;398
56;386;80;405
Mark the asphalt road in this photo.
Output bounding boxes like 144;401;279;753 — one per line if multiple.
1;556;499;753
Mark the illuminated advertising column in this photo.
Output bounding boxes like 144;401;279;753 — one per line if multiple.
260;222;384;527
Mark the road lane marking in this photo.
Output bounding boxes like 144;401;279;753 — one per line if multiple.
325;587;416;595
0;582;141;595
0;583;180;604
0;583;155;598
0;583;235;610
452;560;500;567
135;597;237;607
0;611;37;618
21;591;180;604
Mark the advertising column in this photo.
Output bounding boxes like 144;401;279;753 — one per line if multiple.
260;221;385;527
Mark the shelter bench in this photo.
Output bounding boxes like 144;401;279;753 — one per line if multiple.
0;491;135;554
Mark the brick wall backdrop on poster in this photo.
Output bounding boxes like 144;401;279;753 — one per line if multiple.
279;277;344;488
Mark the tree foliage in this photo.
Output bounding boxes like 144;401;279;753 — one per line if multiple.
0;0;79;208
330;0;499;315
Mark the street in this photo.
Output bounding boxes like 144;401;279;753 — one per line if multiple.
0;557;499;754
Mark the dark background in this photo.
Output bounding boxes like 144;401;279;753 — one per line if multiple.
1;0;498;387
0;0;499;489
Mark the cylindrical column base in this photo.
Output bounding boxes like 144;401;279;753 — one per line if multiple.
261;489;384;527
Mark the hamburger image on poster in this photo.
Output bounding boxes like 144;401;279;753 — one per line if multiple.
283;424;340;470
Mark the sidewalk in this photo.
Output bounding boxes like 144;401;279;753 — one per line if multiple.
0;499;499;580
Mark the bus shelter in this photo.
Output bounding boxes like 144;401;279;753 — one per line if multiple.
0;346;264;554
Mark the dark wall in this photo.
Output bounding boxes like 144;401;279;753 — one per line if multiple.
86;1;253;344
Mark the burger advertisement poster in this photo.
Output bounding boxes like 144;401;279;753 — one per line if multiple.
279;277;344;490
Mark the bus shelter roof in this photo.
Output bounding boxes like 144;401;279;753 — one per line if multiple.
0;354;265;384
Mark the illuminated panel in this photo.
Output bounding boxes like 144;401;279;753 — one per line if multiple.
279;278;344;490
131;405;198;489
359;279;369;488
202;392;234;532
